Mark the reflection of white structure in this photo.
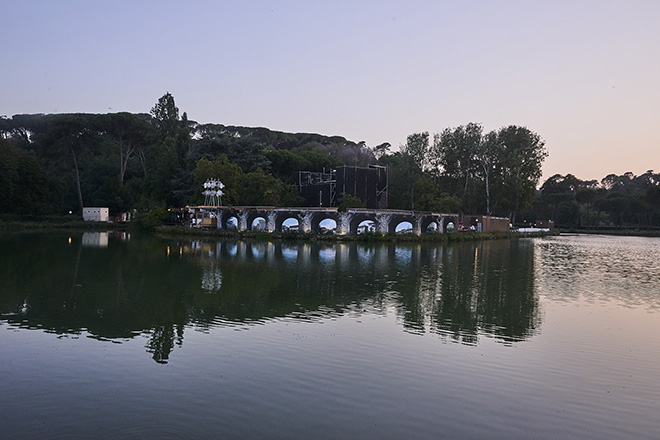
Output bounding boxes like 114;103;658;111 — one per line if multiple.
203;179;224;207
201;267;223;292
82;232;109;247
82;207;109;222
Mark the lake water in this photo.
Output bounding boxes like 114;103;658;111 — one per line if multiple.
1;232;659;439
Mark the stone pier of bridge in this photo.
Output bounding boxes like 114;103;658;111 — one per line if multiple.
188;206;459;235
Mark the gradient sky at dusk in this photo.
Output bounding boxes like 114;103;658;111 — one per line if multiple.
3;1;658;183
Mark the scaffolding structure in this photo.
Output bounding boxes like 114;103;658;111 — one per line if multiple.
295;165;388;209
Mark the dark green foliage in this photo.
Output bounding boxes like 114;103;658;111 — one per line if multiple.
133;207;168;232
239;170;302;206
192;157;243;206
530;171;660;229
4;102;657;231
424;123;547;218
1;95;380;218
0;139;63;215
264;148;342;182
337;193;365;212
150;92;180;137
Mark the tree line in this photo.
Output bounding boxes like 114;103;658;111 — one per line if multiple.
528;171;660;229
0;93;364;217
2;92;656;229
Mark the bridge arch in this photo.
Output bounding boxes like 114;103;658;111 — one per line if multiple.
311;211;340;234
274;211;302;232
219;209;240;230
245;209;271;231
348;212;378;235
420;215;442;234
388;214;416;234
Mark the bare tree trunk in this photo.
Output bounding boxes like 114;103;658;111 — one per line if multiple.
463;156;471;197
119;138;136;185
138;148;147;177
119;135;125;184
70;145;84;213
480;161;491;215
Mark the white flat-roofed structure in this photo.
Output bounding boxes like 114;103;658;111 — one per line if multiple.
82;207;109;222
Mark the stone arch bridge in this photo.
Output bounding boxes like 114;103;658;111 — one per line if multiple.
189;206;459;235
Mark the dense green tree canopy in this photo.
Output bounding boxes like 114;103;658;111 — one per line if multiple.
3;100;658;230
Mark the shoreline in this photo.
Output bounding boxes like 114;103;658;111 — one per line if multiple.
0;219;557;242
558;228;660;238
153;225;558;243
5;218;659;240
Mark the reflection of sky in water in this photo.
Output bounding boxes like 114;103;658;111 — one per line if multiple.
280;246;298;263
393;247;412;264
250;243;267;259
535;235;660;309
2;235;660;440
225;242;237;257
357;246;375;264
318;247;336;263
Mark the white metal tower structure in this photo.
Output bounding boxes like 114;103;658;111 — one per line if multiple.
202;179;225;206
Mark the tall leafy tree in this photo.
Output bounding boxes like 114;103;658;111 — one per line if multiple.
400;132;430;209
488;126;547;219
101;113;154;185
431;123;483;200
39;114;96;213
150;92;180;137
150;92;190;167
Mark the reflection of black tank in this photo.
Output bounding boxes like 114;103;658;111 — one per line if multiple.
295;165;388;209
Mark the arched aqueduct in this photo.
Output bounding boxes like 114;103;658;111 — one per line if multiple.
190;207;459;235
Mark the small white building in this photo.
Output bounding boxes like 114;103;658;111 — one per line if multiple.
82;207;110;222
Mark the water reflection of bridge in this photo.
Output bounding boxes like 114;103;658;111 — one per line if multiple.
0;233;540;365
178;239;540;346
189;206;459;235
183;239;424;270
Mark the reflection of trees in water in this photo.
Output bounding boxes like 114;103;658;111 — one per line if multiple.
392;240;539;344
148;323;184;364
0;233;201;363
0;233;540;363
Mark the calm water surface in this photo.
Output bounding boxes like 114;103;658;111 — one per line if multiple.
1;232;659;439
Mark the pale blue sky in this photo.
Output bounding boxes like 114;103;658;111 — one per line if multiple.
2;0;659;182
